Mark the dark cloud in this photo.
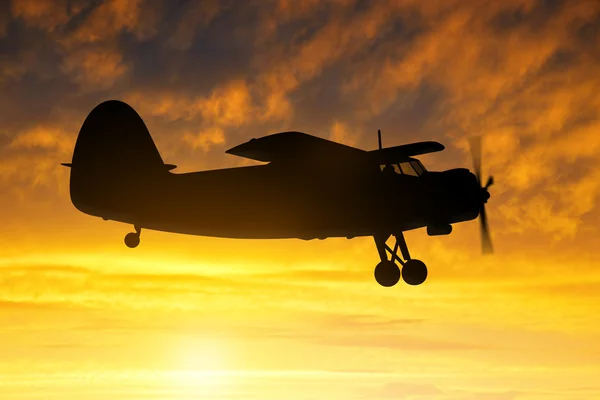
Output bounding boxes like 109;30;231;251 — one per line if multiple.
0;2;8;37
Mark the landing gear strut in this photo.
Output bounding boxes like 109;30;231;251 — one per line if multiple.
373;232;428;287
124;225;141;248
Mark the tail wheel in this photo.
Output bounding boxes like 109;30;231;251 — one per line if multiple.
124;232;140;248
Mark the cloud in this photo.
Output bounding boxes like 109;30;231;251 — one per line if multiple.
253;1;403;116
10;0;75;32
51;0;164;90
329;121;361;146
182;126;226;151
10;124;73;153
9;1;163;91
61;0;150;47
0;123;75;193
0;0;599;254
0;45;40;84
166;0;224;50
0;299;75;311
364;382;529;400
60;45;128;89
0;4;8;37
125;79;252;123
447;391;523;400
123;79;256;153
0;262;240;309
336;1;600;241
524;280;600;299
313;333;485;351
365;381;444;399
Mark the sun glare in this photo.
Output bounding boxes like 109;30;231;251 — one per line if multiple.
174;338;229;372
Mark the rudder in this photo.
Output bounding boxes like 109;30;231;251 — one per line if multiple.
67;100;166;218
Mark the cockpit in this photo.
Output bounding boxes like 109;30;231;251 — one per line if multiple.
380;158;427;177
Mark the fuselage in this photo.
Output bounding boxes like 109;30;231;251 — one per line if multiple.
70;161;482;240
67;99;484;241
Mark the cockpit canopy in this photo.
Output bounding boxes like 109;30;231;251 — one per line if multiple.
380;158;427;176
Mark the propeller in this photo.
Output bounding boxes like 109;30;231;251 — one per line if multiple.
468;136;494;255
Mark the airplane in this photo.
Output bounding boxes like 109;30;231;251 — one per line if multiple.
62;100;494;287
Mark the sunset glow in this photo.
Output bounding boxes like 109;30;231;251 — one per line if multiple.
1;0;600;399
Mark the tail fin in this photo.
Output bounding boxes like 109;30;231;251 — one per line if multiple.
66;100;166;217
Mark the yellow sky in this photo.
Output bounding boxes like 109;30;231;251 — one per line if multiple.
1;0;600;399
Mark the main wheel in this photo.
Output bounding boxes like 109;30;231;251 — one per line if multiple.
124;232;140;248
402;259;427;285
374;261;401;287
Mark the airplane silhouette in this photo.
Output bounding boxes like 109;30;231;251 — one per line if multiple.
62;100;494;287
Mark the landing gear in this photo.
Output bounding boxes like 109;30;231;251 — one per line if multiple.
374;261;401;287
373;232;428;287
402;259;427;286
124;225;141;248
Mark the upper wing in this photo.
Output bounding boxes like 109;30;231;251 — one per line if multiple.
368;141;445;165
225;131;367;164
226;131;444;167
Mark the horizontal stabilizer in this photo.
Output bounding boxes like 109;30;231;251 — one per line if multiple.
369;141;444;165
61;162;176;170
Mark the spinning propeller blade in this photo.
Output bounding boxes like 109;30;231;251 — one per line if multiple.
479;202;494;254
468;135;494;255
468;136;482;183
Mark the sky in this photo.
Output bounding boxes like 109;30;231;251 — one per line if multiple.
1;0;600;399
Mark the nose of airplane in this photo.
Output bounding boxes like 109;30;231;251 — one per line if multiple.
442;168;484;210
480;176;494;204
483;188;491;203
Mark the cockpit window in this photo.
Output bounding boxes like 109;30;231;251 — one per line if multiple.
411;161;424;175
400;162;419;176
380;159;427;177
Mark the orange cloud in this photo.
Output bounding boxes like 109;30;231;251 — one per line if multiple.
60;45;128;89
329;121;361;146
10;0;74;32
255;1;401;112
10;125;73;154
197;80;253;126
125;80;269;153
126;80;252;124
62;0;145;47
333;1;600;241
182;126;226;151
32;0;162;90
